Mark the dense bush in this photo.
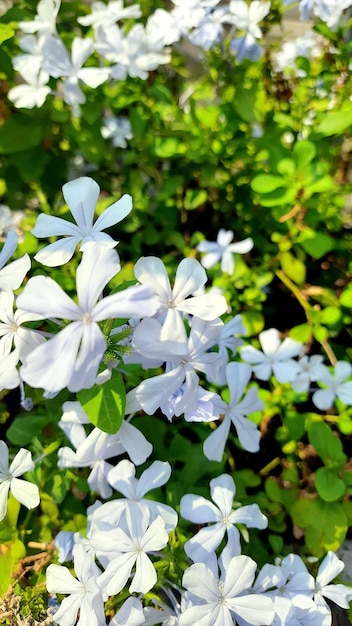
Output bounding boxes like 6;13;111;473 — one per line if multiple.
0;0;352;624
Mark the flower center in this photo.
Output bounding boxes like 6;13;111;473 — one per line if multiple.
82;312;94;325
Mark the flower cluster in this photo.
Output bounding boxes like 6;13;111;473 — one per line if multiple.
1;174;352;625
8;0;352;114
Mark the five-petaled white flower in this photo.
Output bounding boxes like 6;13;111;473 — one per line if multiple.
46;543;106;626
179;552;274;626
0;229;30;292
32;176;132;266
0;440;40;521
134;256;227;347
312;361;352;410
17;246;158;393
240;327;302;382
197;228;253;274
180;473;267;562
204;361;264;460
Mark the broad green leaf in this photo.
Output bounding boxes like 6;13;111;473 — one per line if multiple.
319;306;341;326
308;421;346;465
305;500;347;556
0;538;26;595
153;136;182;158
0;115;46;154
299;232;334;259
291;498;347;556
293;140;316;170
0;23;15;44
277;158;295;177
78;370;126;434
312;324;328;342
256;187;298;207
184;189;207;210
289;323;312;343
317;108;352;136
340;286;352;308
315;467;345;502
241;311;265;336
233;82;261;123
7;414;49;446
251;174;285;193
280;251;306;285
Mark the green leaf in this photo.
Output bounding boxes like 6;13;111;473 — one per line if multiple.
280;251;306;285
290;498;348;556
319;306;341;326
299;232;334;259
7;414;49;446
340;286;352;308
305;500;347;556
77;370;126;434
308;421;346;465
315;467;345;502
184;189;207;210
0;22;15;44
289;323;312;343
233;82;261;123
251;174;285;193
0;115;46;154
293;140;316;171
0;538;26;595
241;311;265;336
317;108;352;136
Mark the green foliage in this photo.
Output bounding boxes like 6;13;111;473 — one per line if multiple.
1;0;352;618
77;369;126;434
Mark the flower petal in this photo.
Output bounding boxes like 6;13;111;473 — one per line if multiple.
62;177;100;230
17;276;79;320
10;477;39;510
93;194;132;231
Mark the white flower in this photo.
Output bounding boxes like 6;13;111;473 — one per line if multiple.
0;289;46;359
109;597;145;626
0;441;40;521
272;595;331;626
7;69;51;109
77;0;142;28
291;355;327;393
254;553;314;598
180;473;267;561
0;346;20;392
107;459;178;532
314;551;352;610
145;9;181;48
95;23;170;81
189;6;230;50
204;362;264;460
179;553;274;626
128;316;224;417
19;0;60;37
214;314;246;385
0;230;30;291
134;256;227;346
227;0;271;61
101;116;133;148
240;327;302;382
312;361;352;410
17;246;158;393
197;229;253;274
46;543;106;626
42;36;110;107
0;205;24;236
32;176;132;266
312;0;352;30
96;502;169;595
